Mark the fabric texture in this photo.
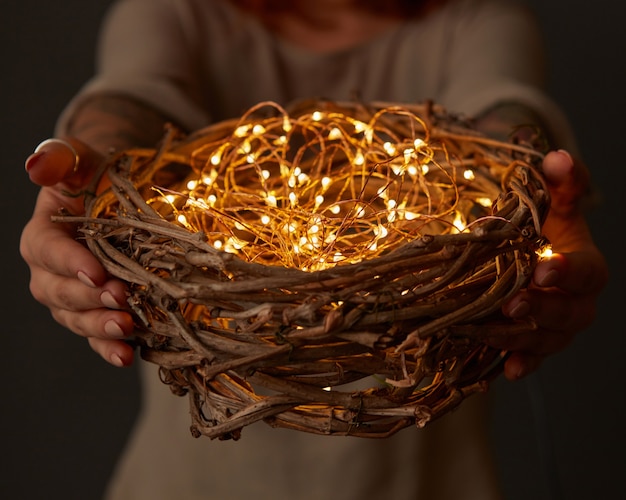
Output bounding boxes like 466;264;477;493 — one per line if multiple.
57;0;577;150
56;1;577;498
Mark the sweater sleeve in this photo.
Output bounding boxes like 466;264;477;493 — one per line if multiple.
55;0;211;135
438;0;578;152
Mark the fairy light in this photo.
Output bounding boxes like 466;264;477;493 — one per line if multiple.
452;212;467;233
537;243;553;260
86;103;552;442
145;103;541;271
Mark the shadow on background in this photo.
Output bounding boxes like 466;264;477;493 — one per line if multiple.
1;1;623;499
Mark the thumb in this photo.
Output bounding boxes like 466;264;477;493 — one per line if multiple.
542;150;590;217
25;137;105;190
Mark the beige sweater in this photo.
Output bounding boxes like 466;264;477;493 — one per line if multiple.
58;1;576;498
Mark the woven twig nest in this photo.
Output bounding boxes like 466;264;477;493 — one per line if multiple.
71;100;550;440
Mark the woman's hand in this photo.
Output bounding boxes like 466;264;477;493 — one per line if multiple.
492;150;608;380
20;138;136;367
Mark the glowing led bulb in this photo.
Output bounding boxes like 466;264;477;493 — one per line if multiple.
266;194;277;207
537;244;553;259
383;142;397;155
252;124;266;135
282;116;292;132
353;120;366;133
374;225;388;238
353;150;365;166
289;192;298;206
203;169;218;185
328;127;342;140
452;212;466;232
210;152;222;166
239;140;251;154
234;124;249;137
354;203;366;218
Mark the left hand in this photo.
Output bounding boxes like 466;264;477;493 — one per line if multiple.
488;150;608;380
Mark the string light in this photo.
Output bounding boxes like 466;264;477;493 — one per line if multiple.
144;102;529;272
73;100;551;440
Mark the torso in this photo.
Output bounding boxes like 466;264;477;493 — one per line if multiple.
267;4;404;54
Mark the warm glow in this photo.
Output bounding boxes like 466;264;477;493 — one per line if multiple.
537;244;553;260
147;102;516;271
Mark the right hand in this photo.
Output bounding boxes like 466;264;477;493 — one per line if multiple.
20;138;136;366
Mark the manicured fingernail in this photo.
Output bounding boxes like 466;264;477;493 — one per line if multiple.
509;300;530;319
101;291;122;309
110;353;125;367
77;271;97;288
104;320;125;338
34;138;80;173
25;151;46;172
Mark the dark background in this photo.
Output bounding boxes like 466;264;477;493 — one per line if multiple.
1;1;624;498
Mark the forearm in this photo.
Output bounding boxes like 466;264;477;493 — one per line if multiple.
61;93;177;155
473;102;554;150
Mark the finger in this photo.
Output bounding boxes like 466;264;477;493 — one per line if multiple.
542;150;590;215
488;326;573;356
502;352;545;381
29;269;128;314
25;136;104;190
533;251;608;296
503;288;597;334
21;208;110;286
88;337;136;367
52;306;135;342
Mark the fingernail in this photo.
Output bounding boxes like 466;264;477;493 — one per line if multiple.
509;300;530;319
537;268;559;287
104;320;125;338
25;151;46;172
514;364;527;380
33;138;80;173
557;149;573;164
110;353;125;367
77;271;97;288
101;291;122;309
